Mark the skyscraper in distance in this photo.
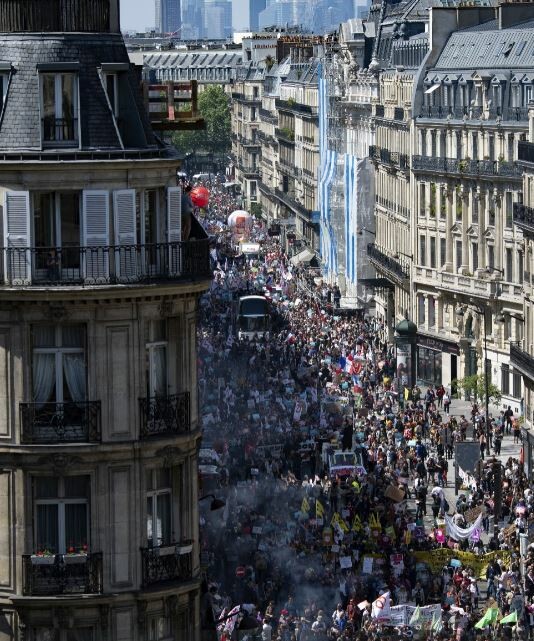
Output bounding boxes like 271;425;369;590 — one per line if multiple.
155;0;181;34
232;0;266;33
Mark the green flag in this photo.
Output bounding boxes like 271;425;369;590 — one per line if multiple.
475;608;499;629
409;606;421;626
432;611;443;634
500;611;518;625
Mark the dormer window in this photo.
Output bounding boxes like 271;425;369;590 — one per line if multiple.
39;69;79;146
104;73;119;118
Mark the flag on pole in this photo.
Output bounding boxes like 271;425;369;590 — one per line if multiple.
331;512;349;533
409;606;421;626
474;608;499;629
351;514;362;532
500;611;518;625
432;611;443;633
371;592;391;620
301;497;310;514
315;500;325;519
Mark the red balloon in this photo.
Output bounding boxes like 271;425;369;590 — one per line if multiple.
190;186;209;208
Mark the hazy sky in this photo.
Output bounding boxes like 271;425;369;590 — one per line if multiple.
120;0;153;32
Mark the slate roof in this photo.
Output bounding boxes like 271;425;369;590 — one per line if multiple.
435;21;534;70
0;34;155;151
144;49;243;70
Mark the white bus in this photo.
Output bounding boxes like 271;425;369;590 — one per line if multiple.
237;295;270;339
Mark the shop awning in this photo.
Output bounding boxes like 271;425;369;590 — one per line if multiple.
290;248;315;266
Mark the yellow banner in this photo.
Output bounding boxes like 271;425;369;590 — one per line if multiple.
413;549;511;579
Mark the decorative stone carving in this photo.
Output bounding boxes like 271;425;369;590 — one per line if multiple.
44;303;69;322
36;453;84;472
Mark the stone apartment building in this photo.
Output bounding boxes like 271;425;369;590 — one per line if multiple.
410;3;532;408
0;1;210;640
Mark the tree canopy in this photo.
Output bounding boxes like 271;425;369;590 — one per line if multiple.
172;85;231;156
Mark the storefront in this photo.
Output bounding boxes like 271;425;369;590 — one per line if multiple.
416;334;459;388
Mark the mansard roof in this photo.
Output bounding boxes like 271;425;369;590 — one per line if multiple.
434;20;534;70
0;33;155;151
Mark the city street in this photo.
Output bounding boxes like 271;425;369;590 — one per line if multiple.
196;179;531;641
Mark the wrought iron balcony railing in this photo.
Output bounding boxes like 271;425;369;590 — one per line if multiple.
418;105;528;121
0;240;212;287
139;392;191;438
510;342;534;382
140;543;193;588
42;117;78;144
367;243;409;283
412;155;522;178
22;553;103;596
513;203;534;233
20;401;101;444
519;141;534;165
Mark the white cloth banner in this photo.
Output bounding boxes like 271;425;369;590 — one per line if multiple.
444;513;483;541
371;592;391;619
377;604;442;627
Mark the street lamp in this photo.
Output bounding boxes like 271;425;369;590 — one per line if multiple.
456;304;505;455
485;266;505;277
394;250;414;261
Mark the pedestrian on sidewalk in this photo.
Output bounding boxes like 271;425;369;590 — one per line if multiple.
479;432;486;459
436;384;445;408
443;391;451;414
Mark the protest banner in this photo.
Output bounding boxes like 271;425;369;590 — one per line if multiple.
413;549;511;578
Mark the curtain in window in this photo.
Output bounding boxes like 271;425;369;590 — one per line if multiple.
33;353;55;408
68;631;94;641
156;493;171;545
63;353;86;402
65;503;88;551
152;346;167;397
147;496;154;546
34;629;58;641
36;504;59;553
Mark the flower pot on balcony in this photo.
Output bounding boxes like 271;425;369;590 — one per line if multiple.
177;543;192;555
63;553;88;564
31;555;55;565
156;545;177;557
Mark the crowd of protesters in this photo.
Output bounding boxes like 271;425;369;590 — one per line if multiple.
188;174;534;641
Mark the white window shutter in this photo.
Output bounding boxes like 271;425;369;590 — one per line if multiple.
3;190;31;284
167;187;182;276
113;189;137;281
82;190;109;282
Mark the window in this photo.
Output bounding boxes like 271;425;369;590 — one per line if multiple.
428;297;435;328
0;72;9;113
418;296;425;326
104;73;119;118
146;320;168;398
518;252;524;285
488;135;495;161
440;238;446;267
505;192;513;228
506;247;513;282
148;615;173;641
146;469;172;548
34;192;81;272
419;184;426;216
472;195;479;224
501;364;510;396
33;476;90;554
472;132;478;159
455;240;462;271
487;245;495;269
513;370;522;399
430;236;436;268
40;73;78;143
472;242;478;272
419;235;426;266
250;181;257;201
32;325;86;407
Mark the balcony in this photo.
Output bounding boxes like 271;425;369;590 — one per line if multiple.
20;401;101;444
42;117;78;145
238;163;260;178
518;141;534;165
140;543;193;588
514;203;534;234
143;81;204;131
139;392;191;439
275;127;295;144
0;240;212;288
369;145;408;170
412;155;522;179
511;342;534;382
275;99;318;116
231;92;261;106
22;553;103;596
367;244;409;286
259;108;278;124
418;105;528;122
